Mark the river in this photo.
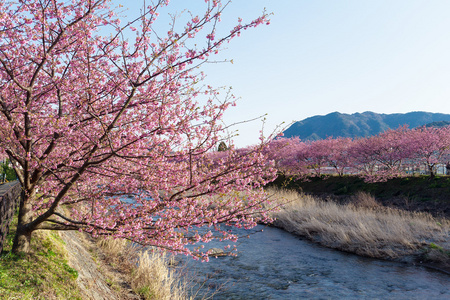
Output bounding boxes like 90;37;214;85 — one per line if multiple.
179;225;449;299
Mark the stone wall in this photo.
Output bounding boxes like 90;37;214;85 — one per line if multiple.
0;181;22;253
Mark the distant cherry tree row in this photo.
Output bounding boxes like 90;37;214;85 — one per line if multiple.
265;126;450;182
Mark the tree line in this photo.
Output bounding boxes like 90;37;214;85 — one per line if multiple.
266;126;450;181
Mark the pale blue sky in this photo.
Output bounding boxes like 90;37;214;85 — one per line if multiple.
115;0;450;147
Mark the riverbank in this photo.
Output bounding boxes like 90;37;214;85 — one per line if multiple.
2;186;448;299
268;188;450;274
269;175;450;218
0;209;192;299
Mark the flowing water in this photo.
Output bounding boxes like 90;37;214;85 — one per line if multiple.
179;225;449;299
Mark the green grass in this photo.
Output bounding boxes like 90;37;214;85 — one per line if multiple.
0;210;82;299
429;242;450;256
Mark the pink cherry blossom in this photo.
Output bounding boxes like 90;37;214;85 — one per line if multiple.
0;0;274;258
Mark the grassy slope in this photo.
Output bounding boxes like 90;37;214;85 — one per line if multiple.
0;209;202;300
0;210;81;300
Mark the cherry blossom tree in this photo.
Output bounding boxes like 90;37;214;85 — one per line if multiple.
405;126;450;177
264;137;295;174
343;128;411;181
300;139;330;176
323;137;354;176
347;137;379;178
0;0;276;257
270;137;310;177
359;127;412;181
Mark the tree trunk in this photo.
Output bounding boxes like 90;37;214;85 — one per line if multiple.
12;227;32;253
12;194;34;254
428;165;435;178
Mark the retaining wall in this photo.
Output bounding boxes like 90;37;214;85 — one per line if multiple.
0;181;22;253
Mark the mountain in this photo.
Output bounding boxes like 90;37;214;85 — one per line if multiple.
424;121;450;128
283;111;450;140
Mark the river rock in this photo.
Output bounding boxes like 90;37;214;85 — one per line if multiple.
208;248;227;257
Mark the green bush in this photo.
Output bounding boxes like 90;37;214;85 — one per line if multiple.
0;159;17;182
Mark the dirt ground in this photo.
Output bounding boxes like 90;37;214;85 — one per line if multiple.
59;231;139;300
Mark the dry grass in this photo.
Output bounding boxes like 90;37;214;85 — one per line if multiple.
130;250;191;300
349;191;381;209
97;237;193;300
268;188;450;261
97;236;129;257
